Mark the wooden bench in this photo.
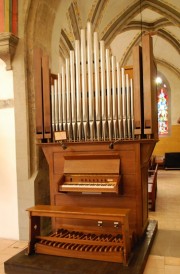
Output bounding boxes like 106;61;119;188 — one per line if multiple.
26;205;131;265
148;164;158;211
155;155;164;169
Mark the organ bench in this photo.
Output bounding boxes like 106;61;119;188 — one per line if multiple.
27;205;131;265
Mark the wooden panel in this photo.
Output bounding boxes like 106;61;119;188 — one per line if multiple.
12;0;18;35
118;150;136;174
133;45;143;136
41;140;156;238
142;166;148;227
34;48;44;139
124;66;133;79
0;1;4;32
64;158;120;174
122;175;137;196
53;148;135;175
54;193;137;233
42;55;51;139
51;144;136;185
142;34;158;138
53;152;65;175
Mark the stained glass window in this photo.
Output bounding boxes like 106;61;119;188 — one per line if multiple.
157;87;168;135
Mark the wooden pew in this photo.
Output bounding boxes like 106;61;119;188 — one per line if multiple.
148;164;158;211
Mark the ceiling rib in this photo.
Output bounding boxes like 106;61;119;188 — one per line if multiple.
88;0;108;30
123;23;180;53
101;0;180;47
68;2;80;41
156;58;180;77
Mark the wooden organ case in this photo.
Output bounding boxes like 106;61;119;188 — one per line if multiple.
27;23;158;266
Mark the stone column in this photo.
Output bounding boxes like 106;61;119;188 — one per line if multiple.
0;32;19;70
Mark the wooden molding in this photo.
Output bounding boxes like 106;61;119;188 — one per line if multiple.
0;32;19;70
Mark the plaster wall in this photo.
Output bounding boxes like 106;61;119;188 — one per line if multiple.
11;0;35;240
0;60;19;239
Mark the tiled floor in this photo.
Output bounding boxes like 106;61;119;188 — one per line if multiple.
0;170;180;274
144;170;180;274
0;239;27;274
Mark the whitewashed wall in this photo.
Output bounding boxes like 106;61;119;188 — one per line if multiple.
0;59;19;239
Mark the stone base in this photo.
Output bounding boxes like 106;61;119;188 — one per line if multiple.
4;220;157;274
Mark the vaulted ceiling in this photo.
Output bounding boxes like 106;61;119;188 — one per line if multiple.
55;0;179;77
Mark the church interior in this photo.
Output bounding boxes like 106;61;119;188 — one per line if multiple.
0;1;180;274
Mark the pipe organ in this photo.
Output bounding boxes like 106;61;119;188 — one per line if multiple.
28;22;158;265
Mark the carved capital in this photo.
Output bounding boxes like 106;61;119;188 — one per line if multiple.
0;32;19;70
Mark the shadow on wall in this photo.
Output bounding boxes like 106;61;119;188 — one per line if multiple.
34;149;51;235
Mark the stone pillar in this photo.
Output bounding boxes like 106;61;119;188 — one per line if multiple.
0;0;19;70
0;32;19;70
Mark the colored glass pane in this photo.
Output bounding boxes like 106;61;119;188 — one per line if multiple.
158;87;168;135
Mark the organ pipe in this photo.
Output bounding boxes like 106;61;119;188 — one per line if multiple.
51;22;135;142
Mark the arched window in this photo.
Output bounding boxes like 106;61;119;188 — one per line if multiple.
157;85;169;135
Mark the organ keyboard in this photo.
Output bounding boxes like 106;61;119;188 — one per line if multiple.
58;154;122;195
59;175;120;194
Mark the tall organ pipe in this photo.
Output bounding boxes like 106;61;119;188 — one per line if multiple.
52;23;135;142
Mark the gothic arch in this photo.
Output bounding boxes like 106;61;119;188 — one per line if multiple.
101;0;180;46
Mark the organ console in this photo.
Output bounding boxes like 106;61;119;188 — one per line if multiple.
28;22;158;265
58;154;122;194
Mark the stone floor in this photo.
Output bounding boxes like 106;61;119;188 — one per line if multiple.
144;170;180;274
0;170;180;274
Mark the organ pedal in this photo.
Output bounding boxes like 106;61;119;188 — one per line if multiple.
27;205;132;265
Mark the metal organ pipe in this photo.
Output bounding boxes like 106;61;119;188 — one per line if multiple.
106;48;112;140
87;22;94;140
94;31;100;140
100;40;107;140
54;79;58;132
51;22;134;142
111;55;117;140
81;28;88;140
117;63;122;139
130;78;134;139
70;50;76;141
57;73;63;131
126;73;131;139
121;68;127;139
51;84;55;132
75;40;82;141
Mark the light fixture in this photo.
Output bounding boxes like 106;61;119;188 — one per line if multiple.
155;77;162;84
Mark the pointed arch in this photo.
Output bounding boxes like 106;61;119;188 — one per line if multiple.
88;0;108;30
67;1;81;40
101;0;180;46
156;58;180;77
